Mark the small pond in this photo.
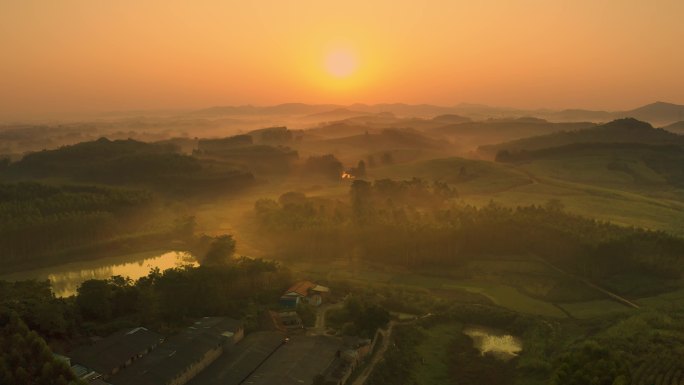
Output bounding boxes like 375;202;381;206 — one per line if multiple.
462;324;523;361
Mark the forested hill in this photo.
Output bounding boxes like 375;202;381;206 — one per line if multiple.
0;183;192;272
479;118;684;156
318;128;446;151
2;138;254;195
429;117;595;142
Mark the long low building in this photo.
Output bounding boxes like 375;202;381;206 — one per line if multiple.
64;318;243;385
68;327;164;381
108;317;244;385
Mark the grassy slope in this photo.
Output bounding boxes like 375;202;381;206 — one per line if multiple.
369;155;684;235
195;151;684;321
371;157;532;195
414;323;465;385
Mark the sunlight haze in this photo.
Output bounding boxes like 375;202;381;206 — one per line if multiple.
1;0;683;119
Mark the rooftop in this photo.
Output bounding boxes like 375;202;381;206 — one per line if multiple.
108;317;242;385
284;281;317;297
284;281;329;297
69;327;163;375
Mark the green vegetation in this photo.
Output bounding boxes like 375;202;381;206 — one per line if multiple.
366;324;423;385
326;296;390;338
4;115;684;385
0;311;84;385
413;322;464;384
0;182;192;272
1;258;291;342
196;133;299;175
254;181;684;296
2;138;254;195
373;156;532;195
483;118;683;156
550;310;684;385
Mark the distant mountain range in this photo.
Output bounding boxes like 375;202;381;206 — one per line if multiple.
189;101;684;126
663;121;684;133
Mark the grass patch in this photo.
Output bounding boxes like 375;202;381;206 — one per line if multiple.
556;300;632;319
414;322;464;385
441;281;567;318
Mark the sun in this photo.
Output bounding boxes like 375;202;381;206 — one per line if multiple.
325;49;358;78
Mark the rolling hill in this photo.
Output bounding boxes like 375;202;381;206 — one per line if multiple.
430;117;596;150
479;118;684;157
619;102;684;125
663;121;684;134
2;138;254;194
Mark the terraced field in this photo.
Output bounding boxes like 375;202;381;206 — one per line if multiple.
631;356;684;385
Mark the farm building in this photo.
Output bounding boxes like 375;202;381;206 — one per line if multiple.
68;327;164;381
107;317;243;385
279;281;330;308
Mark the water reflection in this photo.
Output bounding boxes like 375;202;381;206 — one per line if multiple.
1;251;196;297
462;325;522;361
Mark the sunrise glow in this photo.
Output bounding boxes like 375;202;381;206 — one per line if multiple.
325;49;358;78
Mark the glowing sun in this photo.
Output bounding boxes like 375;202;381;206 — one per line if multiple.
325;49;358;78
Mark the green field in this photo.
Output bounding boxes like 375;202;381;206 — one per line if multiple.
371;157;532;195
441;281;567;318
368;155;684;236
414;323;465;385
557;300;632;319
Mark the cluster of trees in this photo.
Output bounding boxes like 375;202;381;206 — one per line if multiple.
447;331;516;385
74;258;290;326
247;126;294;144
303;154;344;180
190;234;237;266
365;324;423;385
549;310;684;385
0;183;191;270
254;180;684;292
0;311;83;385
365;152;394;168
326;296;390;338
197;135;299;175
0;257;292;344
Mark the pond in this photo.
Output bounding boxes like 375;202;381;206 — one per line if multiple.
462;324;523;361
0;251;197;297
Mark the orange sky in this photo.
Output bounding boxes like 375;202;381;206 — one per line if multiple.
1;1;683;120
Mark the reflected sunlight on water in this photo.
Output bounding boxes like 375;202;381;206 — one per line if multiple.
2;251;197;297
462;325;523;361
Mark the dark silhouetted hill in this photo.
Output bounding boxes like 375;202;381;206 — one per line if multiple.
480;118;683;156
429;117;595;149
663;121;684;134
620;102;684;125
3;138;253;194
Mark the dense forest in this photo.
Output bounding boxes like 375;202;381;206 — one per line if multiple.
0;310;84;385
0;257;290;340
0;183;193;272
254;179;684;293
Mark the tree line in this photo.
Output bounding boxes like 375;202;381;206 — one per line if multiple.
0;182;193;271
0;257;291;341
254;179;684;290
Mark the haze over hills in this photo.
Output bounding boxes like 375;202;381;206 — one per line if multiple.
5;2;684;385
479;118;684;157
663;121;684;134
183;101;684;126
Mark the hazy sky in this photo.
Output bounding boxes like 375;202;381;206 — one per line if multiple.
1;0;683;119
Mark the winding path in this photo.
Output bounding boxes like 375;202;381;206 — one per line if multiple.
350;321;395;385
537;258;640;309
